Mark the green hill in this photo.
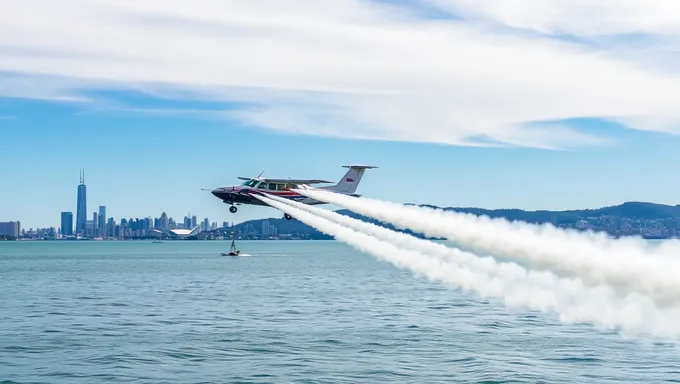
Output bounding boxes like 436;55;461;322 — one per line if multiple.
415;201;680;224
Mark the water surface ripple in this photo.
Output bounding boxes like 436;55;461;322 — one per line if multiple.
1;241;680;383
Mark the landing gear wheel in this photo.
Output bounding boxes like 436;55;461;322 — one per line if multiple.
229;206;238;213
284;213;292;220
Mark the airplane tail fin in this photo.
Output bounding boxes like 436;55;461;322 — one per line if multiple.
322;165;377;194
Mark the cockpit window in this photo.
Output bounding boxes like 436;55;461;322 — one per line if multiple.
268;183;277;191
241;180;258;187
257;182;267;189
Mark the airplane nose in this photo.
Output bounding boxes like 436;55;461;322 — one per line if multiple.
212;187;238;198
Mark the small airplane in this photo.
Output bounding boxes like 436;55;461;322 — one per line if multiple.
209;165;377;220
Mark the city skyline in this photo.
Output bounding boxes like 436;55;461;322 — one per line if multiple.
4;161;272;230
7;200;680;241
3;1;680;228
49;170;232;238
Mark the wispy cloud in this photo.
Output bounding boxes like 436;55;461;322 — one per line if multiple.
1;0;679;148
422;0;680;36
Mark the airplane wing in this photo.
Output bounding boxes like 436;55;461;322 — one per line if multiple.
262;178;332;184
238;175;331;184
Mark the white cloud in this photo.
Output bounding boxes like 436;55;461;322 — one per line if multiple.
424;0;680;36
1;0;680;148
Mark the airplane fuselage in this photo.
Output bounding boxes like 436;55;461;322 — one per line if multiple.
211;185;326;207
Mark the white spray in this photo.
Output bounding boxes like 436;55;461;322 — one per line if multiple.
254;193;680;342
294;188;680;307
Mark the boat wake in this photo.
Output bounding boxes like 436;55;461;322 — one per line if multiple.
220;253;251;257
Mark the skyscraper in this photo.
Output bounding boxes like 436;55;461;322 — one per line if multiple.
160;212;168;231
92;212;98;237
107;217;115;238
98;206;106;236
0;221;20;237
61;212;73;236
75;170;87;236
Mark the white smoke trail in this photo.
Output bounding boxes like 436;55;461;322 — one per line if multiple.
263;192;490;267
254;193;680;342
264;192;675;311
294;188;680;307
264;191;565;291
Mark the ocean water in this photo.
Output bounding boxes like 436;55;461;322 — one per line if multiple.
1;240;680;383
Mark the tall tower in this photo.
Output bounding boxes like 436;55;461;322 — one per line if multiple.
75;169;87;236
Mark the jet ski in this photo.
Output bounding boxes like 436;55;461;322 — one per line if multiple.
221;232;240;256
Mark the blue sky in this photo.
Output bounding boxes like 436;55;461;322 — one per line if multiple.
2;0;680;229
3;93;680;229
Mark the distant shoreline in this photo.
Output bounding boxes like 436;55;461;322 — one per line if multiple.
7;200;680;241
4;238;332;242
2;236;672;242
